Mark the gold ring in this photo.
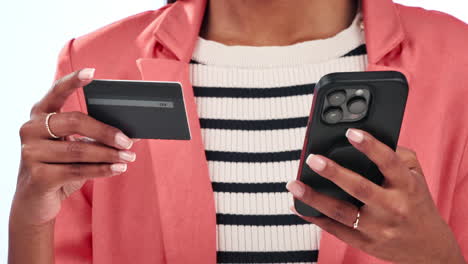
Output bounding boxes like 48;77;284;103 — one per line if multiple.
352;210;360;230
45;112;60;139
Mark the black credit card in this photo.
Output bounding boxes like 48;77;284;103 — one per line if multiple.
83;80;191;140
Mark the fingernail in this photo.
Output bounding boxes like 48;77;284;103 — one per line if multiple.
119;151;136;162
286;181;305;198
111;163;127;173
306;154;327;171
78;68;95;81
115;132;133;149
80;137;96;143
346;128;364;143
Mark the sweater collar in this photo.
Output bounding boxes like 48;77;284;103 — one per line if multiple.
143;0;405;65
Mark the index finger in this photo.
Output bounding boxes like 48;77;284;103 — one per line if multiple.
31;68;95;117
396;146;421;171
345;129;408;187
303;154;387;207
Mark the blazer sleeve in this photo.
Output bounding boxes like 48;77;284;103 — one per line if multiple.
52;39;94;264
449;137;468;261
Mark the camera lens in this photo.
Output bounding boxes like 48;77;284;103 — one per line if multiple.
328;91;346;106
323;107;343;124
347;97;367;114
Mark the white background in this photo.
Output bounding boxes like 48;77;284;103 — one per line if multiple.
0;0;466;260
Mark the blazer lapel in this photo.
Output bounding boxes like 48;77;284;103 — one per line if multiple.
136;58;217;263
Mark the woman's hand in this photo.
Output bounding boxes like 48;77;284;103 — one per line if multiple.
12;68;137;226
287;129;465;264
9;68;137;264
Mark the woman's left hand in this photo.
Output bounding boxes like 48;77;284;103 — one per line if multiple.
286;128;465;264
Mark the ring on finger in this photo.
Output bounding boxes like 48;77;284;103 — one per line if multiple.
352;210;361;230
45;112;60;139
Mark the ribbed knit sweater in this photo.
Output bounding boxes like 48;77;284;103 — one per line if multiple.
189;12;367;264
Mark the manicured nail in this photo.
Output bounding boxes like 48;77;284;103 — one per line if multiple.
346;128;364;143
115;132;133;149
78;68;95;81
79;137;96;143
111;163;127;173
286;181;305;198
306;154;327;171
119;151;136;162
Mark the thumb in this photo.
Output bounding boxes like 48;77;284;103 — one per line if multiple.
31;68;95;117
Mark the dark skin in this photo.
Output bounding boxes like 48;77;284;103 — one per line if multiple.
287;132;465;263
201;0;358;46
8;0;466;263
9;69;138;264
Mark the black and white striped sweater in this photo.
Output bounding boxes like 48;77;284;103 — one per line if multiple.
189;12;367;264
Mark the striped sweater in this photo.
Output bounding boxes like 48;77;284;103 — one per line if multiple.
189;12;367;264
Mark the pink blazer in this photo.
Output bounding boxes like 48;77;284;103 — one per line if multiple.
54;0;468;263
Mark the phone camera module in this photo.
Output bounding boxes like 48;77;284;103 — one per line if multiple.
347;97;367;114
323;107;343;124
327;91;346;106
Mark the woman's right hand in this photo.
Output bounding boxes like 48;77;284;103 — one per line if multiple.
11;68;137;227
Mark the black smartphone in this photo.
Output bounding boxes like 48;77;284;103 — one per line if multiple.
83;80;191;140
294;71;408;217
